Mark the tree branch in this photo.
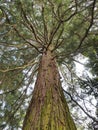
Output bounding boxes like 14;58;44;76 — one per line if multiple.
0;60;37;73
20;3;43;44
63;89;98;122
42;6;48;43
47;1;77;50
75;0;96;52
13;26;42;53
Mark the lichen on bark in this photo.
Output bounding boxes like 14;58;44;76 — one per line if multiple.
22;50;77;130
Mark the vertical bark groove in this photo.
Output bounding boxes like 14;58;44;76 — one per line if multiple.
22;50;77;130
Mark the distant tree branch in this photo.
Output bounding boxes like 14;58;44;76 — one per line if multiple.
48;21;62;49
63;89;98;122
75;0;96;52
52;37;65;52
0;60;37;73
0;66;33;95
47;0;77;50
0;3;44;53
13;26;42;53
5;66;37;127
19;2;43;44
48;0;59;21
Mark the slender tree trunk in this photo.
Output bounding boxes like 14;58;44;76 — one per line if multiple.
22;50;77;130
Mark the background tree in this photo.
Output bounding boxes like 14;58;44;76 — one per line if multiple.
0;0;98;130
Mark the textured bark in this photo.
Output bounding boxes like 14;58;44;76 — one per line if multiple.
22;50;77;130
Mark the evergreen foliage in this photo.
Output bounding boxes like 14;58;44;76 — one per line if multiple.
0;0;98;129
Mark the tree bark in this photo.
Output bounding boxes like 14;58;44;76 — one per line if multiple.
22;50;77;130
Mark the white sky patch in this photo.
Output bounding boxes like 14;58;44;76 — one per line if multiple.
74;53;93;78
75;61;86;76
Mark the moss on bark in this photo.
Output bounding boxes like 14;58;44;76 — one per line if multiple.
22;50;77;130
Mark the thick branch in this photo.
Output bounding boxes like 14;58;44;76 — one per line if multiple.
42;6;48;43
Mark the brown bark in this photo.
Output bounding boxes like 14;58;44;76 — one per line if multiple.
22;50;77;130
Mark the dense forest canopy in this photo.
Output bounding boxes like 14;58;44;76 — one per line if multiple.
0;0;98;130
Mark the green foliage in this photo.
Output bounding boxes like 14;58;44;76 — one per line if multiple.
0;0;98;129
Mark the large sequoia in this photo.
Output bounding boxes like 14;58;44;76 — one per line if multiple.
23;49;77;130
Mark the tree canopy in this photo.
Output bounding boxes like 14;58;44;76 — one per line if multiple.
0;0;98;130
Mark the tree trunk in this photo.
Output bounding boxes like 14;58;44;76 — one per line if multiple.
22;50;77;130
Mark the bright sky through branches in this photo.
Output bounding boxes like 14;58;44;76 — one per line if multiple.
74;54;92;78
